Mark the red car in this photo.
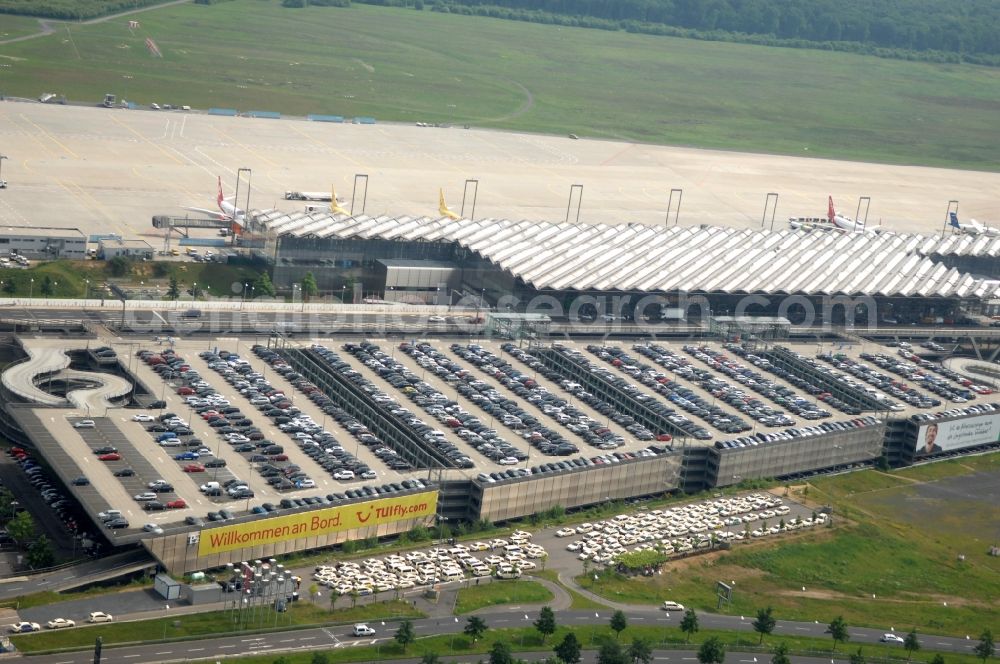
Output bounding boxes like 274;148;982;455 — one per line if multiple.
98;453;122;461
269;454;288;462
177;387;194;396
183;463;205;473
166;499;187;509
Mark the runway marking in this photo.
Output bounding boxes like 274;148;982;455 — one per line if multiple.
213;126;280;168
286;123;364;169
19;113;79;158
601;142;636;167
110;115;185;165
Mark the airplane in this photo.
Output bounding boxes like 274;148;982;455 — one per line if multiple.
789;196;884;235
330;186;349;215
182;176;245;234
947;211;999;237
439;188;460;220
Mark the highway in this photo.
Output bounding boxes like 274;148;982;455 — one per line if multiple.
18;607;985;663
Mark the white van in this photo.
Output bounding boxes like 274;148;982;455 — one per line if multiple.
440;569;463;582
661;601;685;611
495;566;521;580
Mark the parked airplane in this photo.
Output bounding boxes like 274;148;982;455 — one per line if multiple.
330;186;349;216
948;211;999;237
789;196;883;235
182;176;245;234
439;189;460;220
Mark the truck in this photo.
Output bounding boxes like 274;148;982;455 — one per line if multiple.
284;191;331;202
103;93;116;108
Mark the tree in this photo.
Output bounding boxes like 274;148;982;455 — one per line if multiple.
40;275;53;296
108;255;131;277
254;271;276;297
308;582;319;601
680;608;699;643
7;510;35;544
827;615;849;651
489;640;514;664
771;641;790;664
849;647;866;664
904;629;920;661
2;279;15;294
310;653;330;664
534;606;556;644
628;637;653;664
598;640;628;664
697;636;726;664
420;655;441;664
167;276;180;300
394;619;416;652
974;630;995;663
610;609;628;639
929;654;945;664
301;272;318;300
26;536;54;568
554;632;582;664
753;606;777;644
464;615;488;643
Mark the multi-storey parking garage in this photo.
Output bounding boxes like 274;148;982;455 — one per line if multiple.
0;330;997;574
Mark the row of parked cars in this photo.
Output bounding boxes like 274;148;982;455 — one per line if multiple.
722;344;868;415
250;344;386;478
456;343;631;451
713;416;880;451
635;344;797;429
400;341;542;461
819;352;946;408
556;492;819;564
312;531;545;594
590;345;754;434
9;446;88;539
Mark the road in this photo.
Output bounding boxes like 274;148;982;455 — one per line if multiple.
17;607;984;663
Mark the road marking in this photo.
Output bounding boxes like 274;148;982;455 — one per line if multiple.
188;647;205;652
280;638;295;643
219;644;235;649
155;651;173;655
795;627;811;631
123;654;140;658
299;636;316;640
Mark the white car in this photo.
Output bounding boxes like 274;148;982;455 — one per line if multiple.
296;479;316;489
880;633;905;644
9;622;41;633
352;623;376;637
555;528;576;538
427;315;446;323
131;414;154;422
73;420;96;429
46;618;76;629
134;492;158;501
142;523;165;535
88;612;113;623
333;470;355;480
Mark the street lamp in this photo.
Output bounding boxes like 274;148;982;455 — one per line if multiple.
29;277;33;299
0;155;7;183
192;282;198;301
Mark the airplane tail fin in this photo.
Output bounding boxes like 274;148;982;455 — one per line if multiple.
949;211;961;229
827;196;836;223
217;176;224;208
439;188;460;220
330;186;349;216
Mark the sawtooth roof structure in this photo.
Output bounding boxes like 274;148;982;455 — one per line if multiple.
251;211;999;299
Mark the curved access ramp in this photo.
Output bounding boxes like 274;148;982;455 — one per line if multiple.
63;369;133;411
1;345;70;406
942;357;1000;389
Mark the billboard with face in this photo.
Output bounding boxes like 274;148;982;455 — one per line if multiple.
915;415;1000;456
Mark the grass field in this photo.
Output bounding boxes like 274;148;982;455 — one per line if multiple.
0;14;45;41
1;2;999;170
578;454;1000;637
454;579;554;614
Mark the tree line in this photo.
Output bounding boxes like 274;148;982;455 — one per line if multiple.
0;0;172;20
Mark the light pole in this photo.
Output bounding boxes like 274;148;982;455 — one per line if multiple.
0;155;6;183
29;277;33;299
192;282;198;301
84;279;90;307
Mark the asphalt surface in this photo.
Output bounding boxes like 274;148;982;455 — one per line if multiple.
15;607;985;664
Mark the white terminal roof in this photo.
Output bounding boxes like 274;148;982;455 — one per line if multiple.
250;211;997;299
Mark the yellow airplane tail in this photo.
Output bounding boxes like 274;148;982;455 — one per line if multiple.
439;188;460;220
330;186;349;216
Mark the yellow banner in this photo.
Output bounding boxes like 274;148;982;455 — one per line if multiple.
198;491;438;556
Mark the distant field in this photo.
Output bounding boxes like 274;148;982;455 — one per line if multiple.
579;454;1000;636
1;2;1000;170
0;14;45;41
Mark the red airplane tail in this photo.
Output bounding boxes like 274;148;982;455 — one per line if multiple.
216;176;224;210
827;196;836;223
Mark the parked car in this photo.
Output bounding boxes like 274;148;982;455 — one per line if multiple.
88;612;113;623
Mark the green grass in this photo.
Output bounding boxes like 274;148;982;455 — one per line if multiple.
530;569;607;610
10;600;423;653
0;14;46;41
576;456;1000;637
1;2;1000;169
1;577;153;611
454;579;554;614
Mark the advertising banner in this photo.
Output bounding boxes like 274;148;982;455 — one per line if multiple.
915;415;1000;456
198;491;437;556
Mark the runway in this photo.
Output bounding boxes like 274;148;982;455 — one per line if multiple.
1;102;999;238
